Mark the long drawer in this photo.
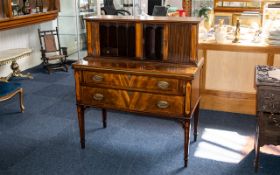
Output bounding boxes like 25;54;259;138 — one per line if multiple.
81;86;129;109
129;91;184;116
82;71;181;94
80;86;184;117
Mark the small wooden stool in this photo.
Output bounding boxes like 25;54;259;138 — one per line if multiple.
0;82;24;112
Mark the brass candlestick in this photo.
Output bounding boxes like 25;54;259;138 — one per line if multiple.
232;19;240;43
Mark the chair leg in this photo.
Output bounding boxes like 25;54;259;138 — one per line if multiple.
65;64;68;72
19;88;25;113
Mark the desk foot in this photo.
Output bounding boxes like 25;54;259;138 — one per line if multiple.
194;134;198;142
81;139;85;149
184;120;191;168
184;159;188;167
102;109;107;128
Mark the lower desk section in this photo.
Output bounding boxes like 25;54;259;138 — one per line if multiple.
73;59;203;167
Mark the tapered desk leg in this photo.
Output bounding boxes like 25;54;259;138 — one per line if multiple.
193;102;200;142
184;119;191;167
77;105;85;149
102;108;107;128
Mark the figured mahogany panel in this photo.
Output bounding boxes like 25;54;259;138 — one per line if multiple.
82;71;182;94
162;24;169;61
88;21;100;56
129;75;181;94
86;21;93;55
185;82;192;115
191;70;201;110
135;22;143;59
129;92;184;116
74;70;82;101
168;24;191;64
81;86;130;109
190;24;198;63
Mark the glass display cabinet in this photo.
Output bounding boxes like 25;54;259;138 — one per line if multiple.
58;0;97;60
214;0;261;13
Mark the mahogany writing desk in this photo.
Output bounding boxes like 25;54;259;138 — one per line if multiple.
73;16;203;167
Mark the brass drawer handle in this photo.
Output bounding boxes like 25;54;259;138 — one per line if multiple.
92;75;104;82
93;93;104;101
157;100;169;109
157;81;169;90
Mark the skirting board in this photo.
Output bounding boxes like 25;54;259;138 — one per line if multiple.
201;90;256;115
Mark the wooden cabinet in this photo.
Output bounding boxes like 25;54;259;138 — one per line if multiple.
255;65;280;171
73;16;203;167
0;0;60;30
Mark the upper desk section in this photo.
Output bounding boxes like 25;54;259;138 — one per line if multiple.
0;0;60;30
85;15;202;65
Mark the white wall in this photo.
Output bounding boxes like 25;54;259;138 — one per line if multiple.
0;20;56;77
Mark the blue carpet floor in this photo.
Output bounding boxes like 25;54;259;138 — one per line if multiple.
0;65;279;175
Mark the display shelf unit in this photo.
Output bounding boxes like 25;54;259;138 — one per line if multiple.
0;0;60;30
214;0;261;13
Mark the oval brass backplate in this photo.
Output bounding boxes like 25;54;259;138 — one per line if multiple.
92;75;104;82
157;100;169;109
93;93;104;101
157;81;169;90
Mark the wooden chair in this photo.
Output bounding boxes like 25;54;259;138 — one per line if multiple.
0;82;24;112
101;0;131;15
38;27;68;74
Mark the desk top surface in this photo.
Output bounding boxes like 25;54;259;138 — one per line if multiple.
85;15;202;24
0;48;32;66
73;57;204;79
